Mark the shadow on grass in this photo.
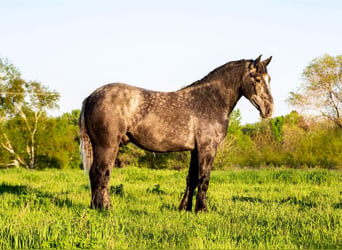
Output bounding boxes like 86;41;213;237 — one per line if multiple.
0;183;30;195
232;196;263;203
278;196;316;209
0;182;86;209
231;194;319;210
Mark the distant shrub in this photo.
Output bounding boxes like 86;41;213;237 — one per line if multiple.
215;111;342;170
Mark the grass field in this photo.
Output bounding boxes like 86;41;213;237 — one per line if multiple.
0;167;341;249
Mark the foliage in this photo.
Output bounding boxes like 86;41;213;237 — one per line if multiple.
215;110;254;169
270;116;285;142
288;54;342;128
35;110;81;169
0;110;81;169
0;57;60;168
213;111;342;170
0;168;341;249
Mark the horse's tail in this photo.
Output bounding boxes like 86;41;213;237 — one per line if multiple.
79;97;93;173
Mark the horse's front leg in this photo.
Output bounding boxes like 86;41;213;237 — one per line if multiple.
90;146;118;209
179;150;199;211
195;149;216;213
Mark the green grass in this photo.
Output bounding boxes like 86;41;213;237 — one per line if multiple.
0;167;341;249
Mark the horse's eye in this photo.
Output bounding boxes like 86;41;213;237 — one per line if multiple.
255;78;261;83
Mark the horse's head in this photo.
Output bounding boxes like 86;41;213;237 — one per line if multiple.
242;55;274;119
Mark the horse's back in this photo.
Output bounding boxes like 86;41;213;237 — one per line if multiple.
85;83;144;117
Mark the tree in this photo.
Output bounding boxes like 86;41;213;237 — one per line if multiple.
32;110;81;169
270;116;284;142
52;110;81;169
288;54;342;128
0;57;60;168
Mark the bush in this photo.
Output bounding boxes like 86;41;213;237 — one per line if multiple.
215;111;342;170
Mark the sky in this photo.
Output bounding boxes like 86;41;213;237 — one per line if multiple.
1;0;342;124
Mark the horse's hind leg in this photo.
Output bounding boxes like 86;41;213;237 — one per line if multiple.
90;145;118;209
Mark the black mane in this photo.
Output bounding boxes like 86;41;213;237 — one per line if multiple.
180;59;250;90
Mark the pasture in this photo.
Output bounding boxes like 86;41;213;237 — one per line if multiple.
0;167;341;249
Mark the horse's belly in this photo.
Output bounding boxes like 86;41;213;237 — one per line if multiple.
130;131;194;152
129;119;195;152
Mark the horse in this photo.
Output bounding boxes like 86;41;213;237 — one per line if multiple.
79;55;273;212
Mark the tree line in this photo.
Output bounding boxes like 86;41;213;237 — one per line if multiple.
1;55;341;170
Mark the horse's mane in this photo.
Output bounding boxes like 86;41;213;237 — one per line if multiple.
180;59;250;90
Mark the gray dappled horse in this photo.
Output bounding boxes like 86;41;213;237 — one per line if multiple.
79;55;273;212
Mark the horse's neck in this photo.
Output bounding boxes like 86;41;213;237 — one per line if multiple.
221;79;243;115
179;78;242;117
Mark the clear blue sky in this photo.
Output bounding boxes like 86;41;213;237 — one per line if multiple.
1;0;342;123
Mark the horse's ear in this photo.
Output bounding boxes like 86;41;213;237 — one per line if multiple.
250;55;262;72
262;56;272;67
254;55;262;66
